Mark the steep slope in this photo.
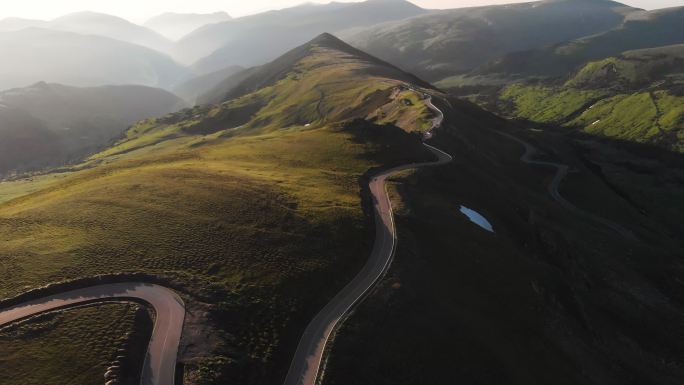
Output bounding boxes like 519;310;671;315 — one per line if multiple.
0;106;62;176
497;44;684;152
2;28;684;385
172;65;245;104
0;82;186;176
144;12;232;41
198;33;432;106
0;33;441;385
341;0;636;81
0;303;150;385
47;12;172;53
174;0;426;72
323;94;684;385
566;44;684;90
478;6;684;80
0;28;189;91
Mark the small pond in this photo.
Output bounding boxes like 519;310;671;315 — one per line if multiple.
459;206;494;233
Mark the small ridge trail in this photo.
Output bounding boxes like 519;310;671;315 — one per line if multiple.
493;129;639;241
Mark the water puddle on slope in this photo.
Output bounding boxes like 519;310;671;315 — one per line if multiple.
459;206;494;233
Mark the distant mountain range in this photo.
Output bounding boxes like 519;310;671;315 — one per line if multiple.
0;12;172;52
197;32;432;106
174;0;428;73
0;17;47;31
1;0;675;95
47;12;173;53
0;82;185;176
340;0;637;81
0;28;189;91
172;65;245;104
420;5;684;153
1;0;682;161
475;5;684;80
144;12;232;41
3;26;684;385
0;1;427;91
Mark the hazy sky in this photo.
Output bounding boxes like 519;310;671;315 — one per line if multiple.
0;0;679;22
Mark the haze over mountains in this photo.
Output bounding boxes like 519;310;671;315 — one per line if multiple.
476;5;684;80
144;12;232;41
0;17;47;31
341;0;637;81
174;0;428;72
0;0;676;92
171;65;245;104
1;0;683;177
0;28;189;91
0;33;445;383
48;12;172;52
0;82;185;176
0;12;172;52
1;1;684;385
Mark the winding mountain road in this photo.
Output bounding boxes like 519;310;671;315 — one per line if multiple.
283;92;452;385
495;130;637;240
0;282;185;385
0;89;450;385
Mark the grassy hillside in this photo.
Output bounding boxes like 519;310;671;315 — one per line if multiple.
0;82;186;177
341;0;634;81
0;34;438;384
323;97;684;385
566;44;684;89
197;32;432;106
0;303;151;385
0;108;61;177
498;45;684;152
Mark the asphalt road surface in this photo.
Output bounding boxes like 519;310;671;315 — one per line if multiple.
494;130;637;241
0;282;185;385
0;89;450;385
283;92;452;385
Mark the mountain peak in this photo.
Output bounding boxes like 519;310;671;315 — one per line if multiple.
53;11;127;22
309;32;343;46
198;31;431;105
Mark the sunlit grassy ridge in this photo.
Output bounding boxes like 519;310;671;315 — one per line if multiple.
90;40;434;161
499;45;684;151
500;84;606;124
565;44;684;89
0;34;435;384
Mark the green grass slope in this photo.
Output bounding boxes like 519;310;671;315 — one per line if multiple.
498;45;684;152
0;303;151;385
197;32;432;106
323;96;684;385
0;33;439;384
566;44;684;89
